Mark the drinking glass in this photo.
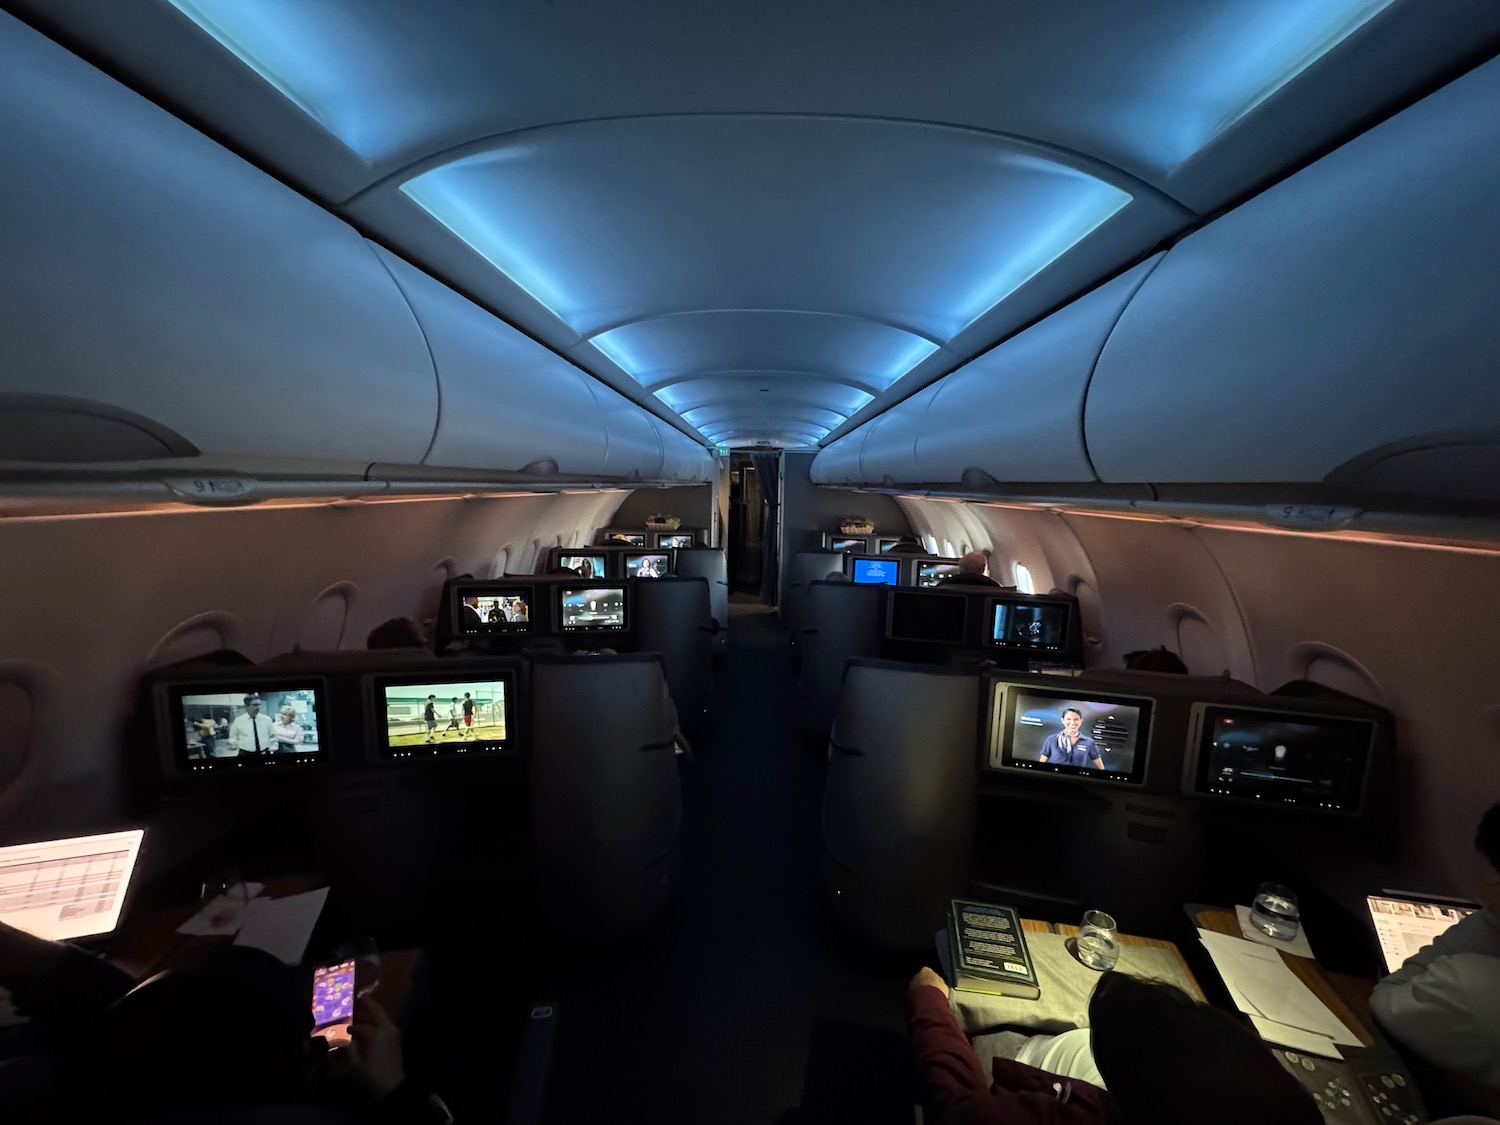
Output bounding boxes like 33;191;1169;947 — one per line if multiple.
1249;882;1301;941
334;936;383;997
200;868;250;929
1076;909;1120;971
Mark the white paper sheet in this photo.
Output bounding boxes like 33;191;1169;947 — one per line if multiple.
1197;929;1360;1047
174;882;267;936
1248;1014;1344;1059
1235;904;1316;959
232;887;328;964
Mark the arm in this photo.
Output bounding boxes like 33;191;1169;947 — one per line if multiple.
1370;950;1500;1086
0;919;135;1027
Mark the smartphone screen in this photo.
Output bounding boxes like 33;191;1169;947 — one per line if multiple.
311;959;356;1043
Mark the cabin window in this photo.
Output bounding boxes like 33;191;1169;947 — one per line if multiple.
1013;562;1034;593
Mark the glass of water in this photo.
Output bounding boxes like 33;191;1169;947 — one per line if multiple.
1076;909;1120;971
1250;882;1300;941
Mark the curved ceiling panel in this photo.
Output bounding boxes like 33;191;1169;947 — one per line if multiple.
400;116;1133;343
659;375;874;423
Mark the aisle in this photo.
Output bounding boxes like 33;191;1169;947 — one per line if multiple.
544;598;915;1124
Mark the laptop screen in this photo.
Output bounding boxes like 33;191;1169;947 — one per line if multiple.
0;829;145;941
1366;892;1478;974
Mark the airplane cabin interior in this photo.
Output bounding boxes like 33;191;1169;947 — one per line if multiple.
1;3;1499;1123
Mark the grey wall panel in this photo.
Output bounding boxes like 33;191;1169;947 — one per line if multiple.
1087;54;1500;486
0;13;437;467
372;248;612;476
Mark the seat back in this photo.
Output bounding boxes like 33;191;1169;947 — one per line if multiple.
633;576;714;734
797;580;885;735
673;548;728;653
822;658;980;952
783;551;845;640
529;654;682;938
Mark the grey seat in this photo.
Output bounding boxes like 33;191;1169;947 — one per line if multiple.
822;658;980;953
673;548;728;653
784;550;845;641
797;580;885;735
529;653;682;938
633;575;715;734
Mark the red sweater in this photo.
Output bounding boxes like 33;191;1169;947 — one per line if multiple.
908;984;1120;1125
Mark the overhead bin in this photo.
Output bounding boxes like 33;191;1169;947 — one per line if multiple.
0;12;436;468
652;417;716;482
813;257;1159;488
1086;54;1500;493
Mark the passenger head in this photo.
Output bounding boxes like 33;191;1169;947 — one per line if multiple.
366;616;426;650
893;534;923;550
1122;645;1188;674
824;569;851;582
85;945;315;1116
1089;972;1320;1125
1475;802;1500;914
958;551;988;576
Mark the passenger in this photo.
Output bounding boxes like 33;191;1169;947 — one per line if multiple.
1121;645;1188;673
909;966;1320;1124
367;616;427;650
1370;800;1500;1114
0;926;445;1122
887;533;927;555
824;569;852;582
937;551;1002;588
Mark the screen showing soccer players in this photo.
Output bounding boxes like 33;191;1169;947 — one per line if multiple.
379;679;511;758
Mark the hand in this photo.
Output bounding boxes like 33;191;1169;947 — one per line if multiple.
911;965;950;999
341;996;405;1099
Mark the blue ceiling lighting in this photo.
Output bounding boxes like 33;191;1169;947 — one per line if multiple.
1165;0;1398;166
164;0;402;159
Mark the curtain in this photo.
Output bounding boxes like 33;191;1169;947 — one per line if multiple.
751;451;781;606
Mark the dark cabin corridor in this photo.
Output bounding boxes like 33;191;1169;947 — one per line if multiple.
535;597;914;1124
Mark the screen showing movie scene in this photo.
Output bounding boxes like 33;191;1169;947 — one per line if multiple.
377;677;512;758
990;601;1070;652
829;536;867;553
601;532;646;546
559;585;627;631
887;590;968;645
993;686;1150;784
916;560;961;588
625;552;670;579
557;553;608;580
1191;706;1374;812
657;532;695;549
174;684;324;772
851;556;901;586
457;588;531;633
876;538;899;554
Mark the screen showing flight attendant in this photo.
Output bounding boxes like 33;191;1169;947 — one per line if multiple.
624;552;670;579
989;684;1151;784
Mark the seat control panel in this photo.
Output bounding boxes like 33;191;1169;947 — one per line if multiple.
1273;1049;1425;1125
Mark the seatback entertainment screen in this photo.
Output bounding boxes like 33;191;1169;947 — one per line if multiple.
166;681;327;773
850;555;901;586
557;553;607;579
624;552;670;579
916;559;961;588
657;532;695;549
988;599;1070;654
887;590;968;645
371;674;514;759
989;683;1152;785
558;584;628;632
456;587;532;633
1187;704;1375;813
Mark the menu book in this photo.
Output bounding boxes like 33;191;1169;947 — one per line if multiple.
948;899;1040;1000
